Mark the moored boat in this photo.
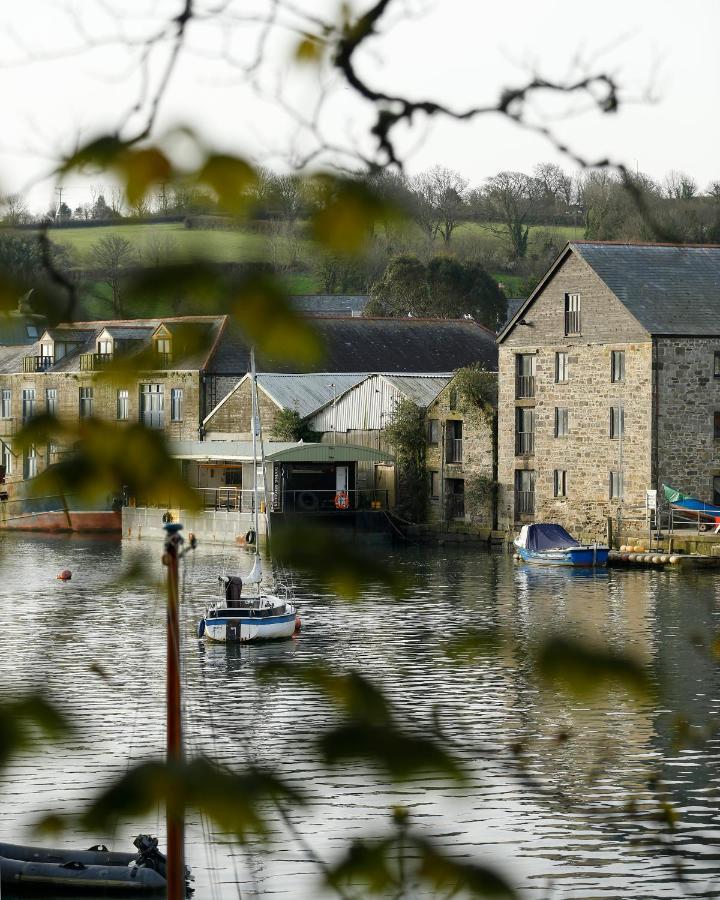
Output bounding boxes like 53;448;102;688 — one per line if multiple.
514;523;609;567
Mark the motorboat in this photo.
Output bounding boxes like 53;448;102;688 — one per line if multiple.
514;523;609;567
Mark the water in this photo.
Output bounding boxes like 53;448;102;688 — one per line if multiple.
0;533;719;898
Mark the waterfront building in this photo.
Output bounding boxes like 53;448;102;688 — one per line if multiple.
498;241;720;538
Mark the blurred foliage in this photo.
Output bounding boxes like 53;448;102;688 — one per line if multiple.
0;693;69;771
384;399;428;522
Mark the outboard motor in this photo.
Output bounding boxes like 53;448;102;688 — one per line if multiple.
132;834;194;894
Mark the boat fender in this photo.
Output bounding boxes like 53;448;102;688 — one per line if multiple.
245;529;256;545
197;619;206;639
57;569;72;581
162;511;173;524
294;615;302;634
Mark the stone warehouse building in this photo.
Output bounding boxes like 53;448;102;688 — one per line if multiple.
498;241;720;537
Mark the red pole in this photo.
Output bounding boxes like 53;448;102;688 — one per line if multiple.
163;524;185;900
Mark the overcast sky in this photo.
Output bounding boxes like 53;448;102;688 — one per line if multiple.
0;0;718;210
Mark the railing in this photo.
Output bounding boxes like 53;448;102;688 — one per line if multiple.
669;504;720;534
446;493;465;519
80;352;114;371
515;431;534;455
515;490;535;517
154;352;173;368
446;438;463;464
23;355;53;373
515;375;535;399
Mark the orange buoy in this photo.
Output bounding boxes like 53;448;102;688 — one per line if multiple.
294;615;302;634
57;569;72;581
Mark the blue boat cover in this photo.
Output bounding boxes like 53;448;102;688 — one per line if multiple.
525;523;580;551
663;484;720;517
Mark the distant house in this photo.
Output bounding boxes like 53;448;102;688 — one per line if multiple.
498;241;720;538
289;294;369;317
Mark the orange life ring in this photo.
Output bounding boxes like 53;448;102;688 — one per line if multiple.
334;490;350;510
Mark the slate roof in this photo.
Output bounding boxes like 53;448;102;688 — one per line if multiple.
0;345;30;374
571;242;720;335
289;294;369;316
207;318;498;375
0;314;46;346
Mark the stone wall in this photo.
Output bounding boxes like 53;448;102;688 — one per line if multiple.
498;250;653;537
655;337;720;503
426;378;495;527
204;379;282;438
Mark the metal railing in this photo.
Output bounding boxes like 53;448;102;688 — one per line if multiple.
668;505;720;534
23;355;54;373
446;438;463;464
515;431;534;455
446;493;465;519
80;352;114;371
515;490;535;517
515;375;535;399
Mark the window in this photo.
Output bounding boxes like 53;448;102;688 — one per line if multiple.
446;478;465;519
98;339;113;356
553;469;567;498
427;419;440;445
0;390;11;419
155;338;171;354
714;351;720;378
611;350;625;383
40;343;53;359
430;471;440;498
1;441;12;476
554;407;569;437
514;469;535;516
79;387;93;418
225;468;242;486
26;325;38;339
555;352;568;383
117;389;129;421
715;411;720;440
609;470;623;499
45;388;57;416
446;420;462;463
564;292;581;335
714;476;720;506
170;388;183;422
515;408;535;455
140;383;164;428
610;405;625;439
21;388;35;421
515;354;536;398
23;444;36;480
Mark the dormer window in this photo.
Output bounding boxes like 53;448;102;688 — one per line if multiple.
155;338;171;355
40;343;53;359
98;339;113;356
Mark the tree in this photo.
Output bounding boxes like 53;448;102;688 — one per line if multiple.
89;235;136;316
0;193;30;226
483;171;539;259
664;170;698;201
369;254;506;328
410;165;468;244
384;398;427;521
91;194;114;220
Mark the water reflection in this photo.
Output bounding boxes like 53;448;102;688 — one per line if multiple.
0;535;717;897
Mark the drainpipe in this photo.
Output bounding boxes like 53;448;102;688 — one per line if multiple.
491;405;498;531
652;338;659;493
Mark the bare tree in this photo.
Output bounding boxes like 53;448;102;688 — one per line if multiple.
663;170;698;201
483;171;540;259
142;229;178;267
0;193;31;226
409;166;468;244
89;235;136;316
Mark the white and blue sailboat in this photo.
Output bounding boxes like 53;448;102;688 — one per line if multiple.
198;350;299;643
514;523;609;567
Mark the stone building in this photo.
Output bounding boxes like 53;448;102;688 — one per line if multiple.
425;376;496;528
497;241;720;538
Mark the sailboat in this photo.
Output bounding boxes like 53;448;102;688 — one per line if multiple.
198;349;299;643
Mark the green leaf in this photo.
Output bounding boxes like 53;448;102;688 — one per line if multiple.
0;694;70;771
310;177;402;254
59;135;127;173
294;34;325;64
120;147;173;207
327;837;398;894
320;722;467;783
271;524;407;599
197;154;257;214
77;757;304;841
412;836;518;897
535;635;653;700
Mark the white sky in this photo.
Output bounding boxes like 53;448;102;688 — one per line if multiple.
0;0;718;210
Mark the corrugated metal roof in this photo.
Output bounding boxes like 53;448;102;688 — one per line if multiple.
169;439;392;464
258;373;368;418
382;374;451;407
572;242;720;335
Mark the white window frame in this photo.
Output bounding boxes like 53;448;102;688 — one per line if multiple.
24;444;37;480
1;389;11;419
170;388;183;422
79;387;93;419
553;469;567;498
21;388;35;421
555;352;568;384
554;407;569;437
609;470;623;499
564;292;581;335
609;405;625;440
117;389;129;421
611;350;625;383
45;388;57;416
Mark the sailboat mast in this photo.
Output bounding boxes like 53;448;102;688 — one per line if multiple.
163;523;185;900
250;348;261;594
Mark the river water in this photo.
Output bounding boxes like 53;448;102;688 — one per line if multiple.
0;533;719;899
